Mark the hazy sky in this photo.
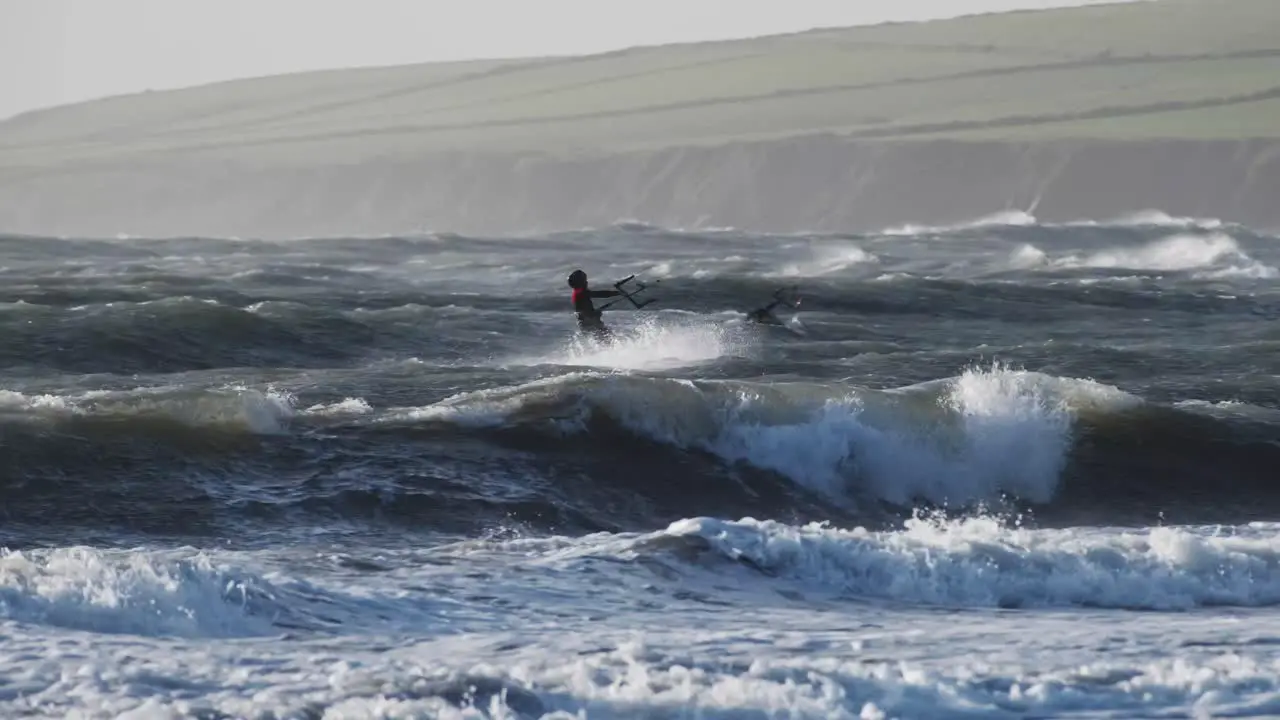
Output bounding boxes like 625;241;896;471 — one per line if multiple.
1;0;1134;120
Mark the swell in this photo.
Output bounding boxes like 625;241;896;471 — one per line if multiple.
0;383;855;543
4;221;1280;541
1057;402;1280;524
399;369;1280;526
7;368;1280;543
1;273;1275;377
0;297;532;373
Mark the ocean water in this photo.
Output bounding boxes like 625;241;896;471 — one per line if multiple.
4;211;1280;718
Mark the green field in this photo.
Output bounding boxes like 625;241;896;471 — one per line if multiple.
2;0;1278;167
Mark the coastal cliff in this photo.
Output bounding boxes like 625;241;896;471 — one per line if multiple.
2;0;1277;237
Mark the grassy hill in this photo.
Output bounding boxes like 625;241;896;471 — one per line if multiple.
1;0;1278;238
1;0;1277;169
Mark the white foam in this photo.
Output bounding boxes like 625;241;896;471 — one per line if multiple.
639;255;753;280
770;242;878;277
0;547;280;638
1009;243;1048;269
1059;232;1277;277
710;366;1120;505
302;397;373;417
409;365;1134;508
883;209;1038;235
663;514;1280;610
1071;209;1228;229
1194;262;1279;280
390;371;601;429
884;209;1230;236
510;315;749;372
0;384;296;433
0;388;76;414
4;529;1280;718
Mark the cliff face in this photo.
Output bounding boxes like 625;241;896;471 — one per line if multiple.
471;136;1280;233
2;136;1277;238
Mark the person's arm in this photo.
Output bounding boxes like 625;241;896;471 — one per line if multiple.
589;289;622;298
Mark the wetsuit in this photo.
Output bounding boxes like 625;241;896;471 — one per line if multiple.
572;287;622;337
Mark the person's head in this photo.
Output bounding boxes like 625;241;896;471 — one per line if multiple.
567;269;588;289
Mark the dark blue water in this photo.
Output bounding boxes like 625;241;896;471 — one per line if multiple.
4;216;1280;717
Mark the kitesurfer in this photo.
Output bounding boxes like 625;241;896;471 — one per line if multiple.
568;269;622;339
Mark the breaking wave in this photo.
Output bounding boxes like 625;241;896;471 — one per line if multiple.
881;208;1232;236
9;360;1280;536
565;515;1280;611
6;219;1280;545
0;545;489;638
411;364;1095;506
385;364;1280;524
1055;233;1277;278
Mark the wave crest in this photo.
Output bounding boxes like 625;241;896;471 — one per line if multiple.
404;365;1128;509
1061;233;1275;277
653;515;1280;611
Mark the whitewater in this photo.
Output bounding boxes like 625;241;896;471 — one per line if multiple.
4;212;1280;718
